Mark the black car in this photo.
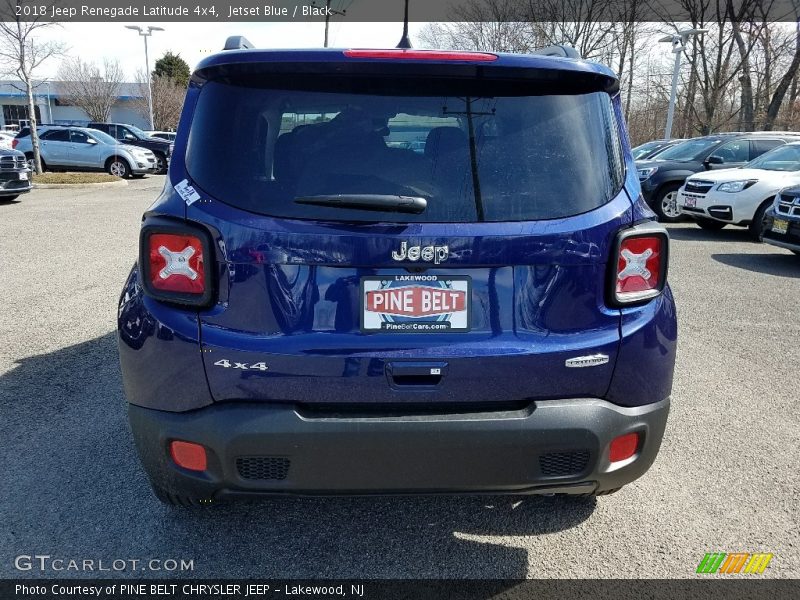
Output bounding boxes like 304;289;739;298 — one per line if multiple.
636;132;800;222
87;123;170;174
0;147;32;200
762;186;800;256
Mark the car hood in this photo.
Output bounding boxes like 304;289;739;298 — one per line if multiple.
686;167;799;184
121;144;151;154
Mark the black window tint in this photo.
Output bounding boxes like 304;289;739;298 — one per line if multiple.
713;140;749;163
41;129;69;142
187;81;623;223
70;130;89;143
751;139;783;158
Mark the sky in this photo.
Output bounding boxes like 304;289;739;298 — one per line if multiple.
30;21;428;81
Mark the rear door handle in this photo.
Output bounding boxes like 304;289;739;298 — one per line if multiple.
386;361;448;387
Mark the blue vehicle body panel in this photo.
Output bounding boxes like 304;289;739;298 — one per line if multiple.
118;49;677;414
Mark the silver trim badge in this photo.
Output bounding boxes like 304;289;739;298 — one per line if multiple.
565;354;610;368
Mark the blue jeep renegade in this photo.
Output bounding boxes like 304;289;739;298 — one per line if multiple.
118;41;677;506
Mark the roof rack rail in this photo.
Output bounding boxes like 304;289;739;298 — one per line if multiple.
223;36;254;51
531;45;581;59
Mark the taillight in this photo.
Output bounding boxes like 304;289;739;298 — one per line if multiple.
343;49;498;62
610;223;669;306
12;139;18;149
169;440;207;471
139;220;214;307
148;233;205;294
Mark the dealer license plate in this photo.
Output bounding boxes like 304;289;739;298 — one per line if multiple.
361;275;471;333
19;172;28;180
772;218;788;234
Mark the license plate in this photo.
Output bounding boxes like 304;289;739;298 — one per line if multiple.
361;275;471;333
684;196;697;208
19;172;28;180
772;218;789;234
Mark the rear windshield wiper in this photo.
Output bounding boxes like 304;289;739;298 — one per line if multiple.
293;194;427;214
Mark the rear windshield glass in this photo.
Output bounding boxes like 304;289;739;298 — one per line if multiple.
187;79;623;223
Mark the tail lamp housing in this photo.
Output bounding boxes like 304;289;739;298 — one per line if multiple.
609;222;669;306
139;218;215;308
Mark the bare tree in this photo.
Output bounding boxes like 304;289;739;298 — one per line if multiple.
0;1;63;173
57;57;123;122
133;71;184;131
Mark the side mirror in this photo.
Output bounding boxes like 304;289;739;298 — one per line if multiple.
87;138;98;145
124;134;137;141
704;155;724;167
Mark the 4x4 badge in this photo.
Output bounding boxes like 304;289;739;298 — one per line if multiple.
392;241;449;264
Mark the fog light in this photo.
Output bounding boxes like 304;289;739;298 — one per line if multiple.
169;440;207;471
609;432;640;463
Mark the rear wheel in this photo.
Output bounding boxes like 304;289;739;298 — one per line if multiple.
25;154;45;172
696;218;726;231
107;157;131;178
653;184;683;223
154;153;168;174
748;200;772;241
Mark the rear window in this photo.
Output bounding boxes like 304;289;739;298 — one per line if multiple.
187;79;624;222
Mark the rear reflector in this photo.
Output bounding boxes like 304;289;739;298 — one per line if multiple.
344;49;498;62
609;432;640;463
169;440;207;471
610;224;669;306
148;233;205;294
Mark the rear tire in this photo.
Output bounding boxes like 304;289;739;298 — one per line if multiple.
653;184;683;223
748;200;772;241
154;153;168;174
107;157;131;178
696;218;726;231
152;486;214;508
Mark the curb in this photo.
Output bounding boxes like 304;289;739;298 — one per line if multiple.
33;179;128;190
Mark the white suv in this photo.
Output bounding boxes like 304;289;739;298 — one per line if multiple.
678;142;800;239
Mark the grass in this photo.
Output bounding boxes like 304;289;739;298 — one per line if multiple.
33;172;121;184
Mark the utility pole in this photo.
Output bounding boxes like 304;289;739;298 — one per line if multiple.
312;0;346;47
125;25;165;130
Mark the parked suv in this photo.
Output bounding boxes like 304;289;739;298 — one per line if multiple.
118;43;677;506
763;185;800;255
636;132;800;222
0;147;32;200
678;142;800;239
87;123;171;173
14;126;157;177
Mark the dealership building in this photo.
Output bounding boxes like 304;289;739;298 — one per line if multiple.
0;80;148;129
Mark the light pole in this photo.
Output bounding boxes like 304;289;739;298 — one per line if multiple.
659;28;707;140
125;25;164;130
45;81;52;124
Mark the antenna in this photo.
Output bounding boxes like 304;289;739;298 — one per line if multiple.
396;0;411;49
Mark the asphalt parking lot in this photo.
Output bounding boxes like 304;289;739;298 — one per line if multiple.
1;177;798;579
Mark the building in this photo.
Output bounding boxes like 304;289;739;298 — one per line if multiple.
0;80;149;129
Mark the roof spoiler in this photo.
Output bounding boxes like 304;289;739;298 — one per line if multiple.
223;36;254;51
531;45;581;59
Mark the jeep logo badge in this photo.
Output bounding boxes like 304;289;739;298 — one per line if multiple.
392;241;449;264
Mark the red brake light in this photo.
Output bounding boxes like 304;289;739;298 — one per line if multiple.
12;139;18;149
343;49;498;62
148;233;205;294
609;432;640;463
611;227;668;305
169;440;207;471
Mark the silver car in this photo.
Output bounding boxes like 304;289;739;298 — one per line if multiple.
14;126;158;178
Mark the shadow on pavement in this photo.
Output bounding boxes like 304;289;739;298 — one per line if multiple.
712;253;800;278
667;225;752;243
1;333;596;579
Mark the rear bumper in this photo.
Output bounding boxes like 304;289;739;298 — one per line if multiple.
129;396;669;499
